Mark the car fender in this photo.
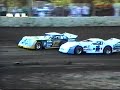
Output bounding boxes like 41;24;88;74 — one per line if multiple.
68;45;80;54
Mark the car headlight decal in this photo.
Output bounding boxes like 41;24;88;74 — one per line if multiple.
23;39;34;46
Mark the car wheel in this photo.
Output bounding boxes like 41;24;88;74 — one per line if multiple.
35;42;43;50
74;46;83;55
103;46;112;55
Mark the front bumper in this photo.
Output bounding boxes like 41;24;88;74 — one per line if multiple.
18;44;35;49
59;47;75;54
59;47;69;53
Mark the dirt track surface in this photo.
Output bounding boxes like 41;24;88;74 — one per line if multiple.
0;27;120;89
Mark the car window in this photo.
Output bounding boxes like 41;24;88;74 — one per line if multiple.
116;42;120;45
53;35;61;39
61;36;63;39
92;41;103;45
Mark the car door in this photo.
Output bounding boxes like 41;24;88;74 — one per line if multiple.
92;41;103;52
96;41;103;52
52;35;61;47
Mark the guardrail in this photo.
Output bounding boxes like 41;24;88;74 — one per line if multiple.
0;16;120;27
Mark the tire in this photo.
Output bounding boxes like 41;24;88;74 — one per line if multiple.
74;46;83;55
103;46;112;55
35;42;43;50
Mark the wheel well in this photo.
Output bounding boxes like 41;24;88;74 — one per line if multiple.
35;40;42;47
74;45;83;54
75;45;82;48
104;45;112;50
36;40;42;43
36;40;46;43
59;40;67;46
61;40;67;43
74;45;83;51
36;40;47;47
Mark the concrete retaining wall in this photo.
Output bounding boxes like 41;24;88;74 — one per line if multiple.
0;16;120;27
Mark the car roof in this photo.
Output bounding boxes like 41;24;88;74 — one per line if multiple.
45;32;62;36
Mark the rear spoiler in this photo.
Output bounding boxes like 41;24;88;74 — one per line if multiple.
63;32;78;39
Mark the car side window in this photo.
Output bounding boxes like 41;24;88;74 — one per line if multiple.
97;41;103;45
53;35;61;40
116;42;120;45
118;42;120;44
93;41;103;45
61;36;63;39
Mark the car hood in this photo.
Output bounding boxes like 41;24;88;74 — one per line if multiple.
79;41;92;46
61;41;92;48
60;42;80;48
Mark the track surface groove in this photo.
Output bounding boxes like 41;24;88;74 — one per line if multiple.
0;27;120;89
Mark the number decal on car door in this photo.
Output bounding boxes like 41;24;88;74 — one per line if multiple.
96;46;100;52
52;40;60;47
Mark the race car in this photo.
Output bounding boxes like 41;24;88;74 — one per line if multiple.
59;38;120;55
18;32;78;50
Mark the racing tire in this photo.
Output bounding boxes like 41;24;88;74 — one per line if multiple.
35;42;43;50
103;46;112;55
74;46;83;55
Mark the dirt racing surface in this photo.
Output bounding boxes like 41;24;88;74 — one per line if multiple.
0;26;120;89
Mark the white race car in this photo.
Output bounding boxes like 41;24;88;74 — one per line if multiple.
18;32;78;50
59;38;120;55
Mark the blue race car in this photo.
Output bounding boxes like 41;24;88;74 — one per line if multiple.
18;32;78;50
